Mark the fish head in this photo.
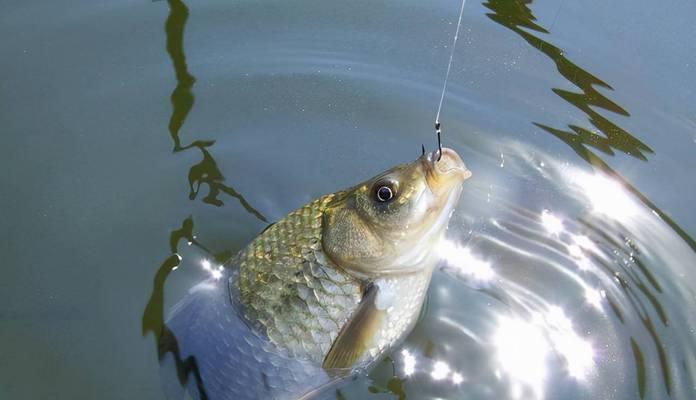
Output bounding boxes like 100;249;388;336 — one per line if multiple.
322;147;471;276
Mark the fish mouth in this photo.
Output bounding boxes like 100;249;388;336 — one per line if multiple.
422;147;472;191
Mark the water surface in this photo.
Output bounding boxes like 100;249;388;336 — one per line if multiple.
1;0;695;399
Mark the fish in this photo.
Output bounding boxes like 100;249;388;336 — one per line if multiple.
160;147;471;400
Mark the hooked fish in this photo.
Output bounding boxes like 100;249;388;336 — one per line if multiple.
160;148;471;400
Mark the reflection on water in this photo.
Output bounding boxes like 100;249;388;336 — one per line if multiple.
142;217;194;342
401;349;417;377
438;240;495;282
354;130;692;398
540;210;563;235
145;0;270;338
141;217;210;400
472;6;696;394
1;0;694;397
484;0;653;162
164;0;266;221
165;0;195;153
572;173;639;219
484;0;696;255
394;349;466;386
199;259;225;281
138;1;696;399
142;1;269;397
493;315;548;398
490;158;691;398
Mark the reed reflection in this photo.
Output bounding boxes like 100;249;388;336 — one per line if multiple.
143;1;269;397
561;166;677;397
484;0;652;162
142;216;213;400
482;2;690;395
484;0;696;254
165;0;266;221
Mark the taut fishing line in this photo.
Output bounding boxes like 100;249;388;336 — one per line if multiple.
434;0;467;161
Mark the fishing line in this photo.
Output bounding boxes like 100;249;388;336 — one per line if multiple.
434;0;467;161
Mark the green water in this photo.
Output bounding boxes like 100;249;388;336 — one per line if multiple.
1;0;695;399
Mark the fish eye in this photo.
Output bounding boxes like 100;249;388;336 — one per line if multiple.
374;181;397;203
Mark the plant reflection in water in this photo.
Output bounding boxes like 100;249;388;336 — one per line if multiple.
140;0;696;399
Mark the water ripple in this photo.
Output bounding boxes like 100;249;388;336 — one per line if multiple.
369;143;696;399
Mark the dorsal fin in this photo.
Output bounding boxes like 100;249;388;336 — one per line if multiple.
322;283;385;369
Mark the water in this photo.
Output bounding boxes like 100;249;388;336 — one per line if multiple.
1;0;695;399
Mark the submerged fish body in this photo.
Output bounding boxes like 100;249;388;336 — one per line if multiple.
160;273;335;400
161;148;471;399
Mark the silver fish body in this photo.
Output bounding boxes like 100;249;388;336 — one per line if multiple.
160;271;339;400
160;148;471;399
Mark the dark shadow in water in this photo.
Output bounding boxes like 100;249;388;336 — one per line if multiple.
142;217;209;400
483;0;652;161
366;378;406;400
165;0;267;222
142;216;238;399
142;216;234;344
631;338;647;398
483;0;694;397
142;1;271;398
363;357;407;400
579;216;673;396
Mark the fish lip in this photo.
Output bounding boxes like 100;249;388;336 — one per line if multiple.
422;147;472;187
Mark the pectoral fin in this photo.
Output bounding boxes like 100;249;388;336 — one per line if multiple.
322;283;385;369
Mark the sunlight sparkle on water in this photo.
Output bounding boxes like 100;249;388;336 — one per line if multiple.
544;307;595;380
585;287;605;309
568;244;583;259
541;210;563;235
494;307;596;397
201;259;224;280
438;240;495;281
494;316;548;397
573;172;637;219
573;235;594;250
550;330;594;379
399;349;464;385
545;306;573;331
570;235;595;270
401;349;416;376
431;360;451;380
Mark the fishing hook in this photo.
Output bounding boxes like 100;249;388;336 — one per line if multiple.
433;0;466;163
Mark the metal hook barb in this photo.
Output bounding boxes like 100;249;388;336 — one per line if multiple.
433;0;466;163
421;144;426;156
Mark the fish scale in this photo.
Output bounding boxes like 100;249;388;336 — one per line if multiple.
161;274;338;400
162;148;470;399
237;193;363;364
